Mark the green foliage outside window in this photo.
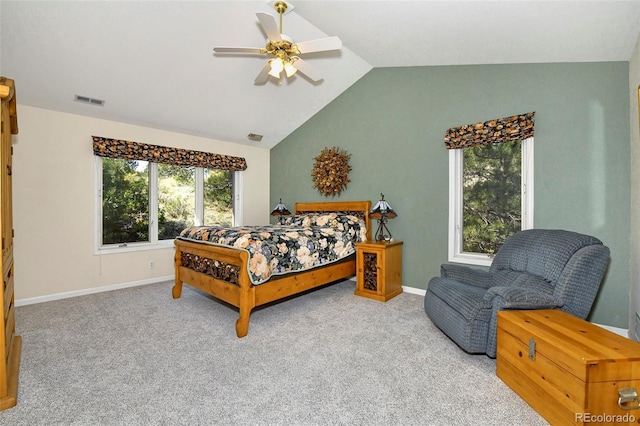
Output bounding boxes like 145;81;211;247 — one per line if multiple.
157;163;195;240
204;169;233;226
462;140;522;254
102;158;233;245
102;158;150;244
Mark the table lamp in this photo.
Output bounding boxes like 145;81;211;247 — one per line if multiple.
369;193;397;241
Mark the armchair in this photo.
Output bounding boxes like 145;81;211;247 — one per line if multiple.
424;229;610;357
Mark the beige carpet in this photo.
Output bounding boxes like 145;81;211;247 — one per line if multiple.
0;279;547;425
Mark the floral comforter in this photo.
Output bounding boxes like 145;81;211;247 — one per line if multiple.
177;212;367;285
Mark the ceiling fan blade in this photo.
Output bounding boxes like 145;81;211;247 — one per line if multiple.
256;12;282;42
254;62;271;85
293;58;322;82
213;47;263;54
295;36;342;54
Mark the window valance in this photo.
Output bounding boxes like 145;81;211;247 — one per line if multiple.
443;112;535;149
92;136;247;171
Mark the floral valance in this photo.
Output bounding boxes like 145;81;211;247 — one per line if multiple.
92;136;247;171
443;112;535;149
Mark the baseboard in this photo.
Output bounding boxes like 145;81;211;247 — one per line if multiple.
347;276;427;297
21;276;416;307
593;322;630;338
402;286;426;296
15;275;174;307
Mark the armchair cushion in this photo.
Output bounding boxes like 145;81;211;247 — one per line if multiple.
429;277;488;320
440;263;493;289
489;230;603;283
483;286;561;310
492;270;554;295
425;277;493;354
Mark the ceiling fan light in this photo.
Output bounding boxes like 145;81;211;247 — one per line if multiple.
268;58;284;78
284;61;297;77
268;68;281;78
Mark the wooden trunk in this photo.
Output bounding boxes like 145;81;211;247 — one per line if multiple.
497;309;640;425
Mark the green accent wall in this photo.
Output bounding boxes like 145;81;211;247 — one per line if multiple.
270;62;631;328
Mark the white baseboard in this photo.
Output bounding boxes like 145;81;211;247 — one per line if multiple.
21;276;418;307
402;286;426;296
347;276;428;297
593;323;630;339
15;275;174;307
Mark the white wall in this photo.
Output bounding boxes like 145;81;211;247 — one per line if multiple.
11;105;270;301
630;31;640;340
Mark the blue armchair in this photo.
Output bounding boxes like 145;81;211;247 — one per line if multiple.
424;229;610;357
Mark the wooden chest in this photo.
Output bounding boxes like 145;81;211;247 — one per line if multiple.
497;309;640;426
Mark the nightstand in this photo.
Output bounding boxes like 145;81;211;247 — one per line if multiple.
355;240;403;302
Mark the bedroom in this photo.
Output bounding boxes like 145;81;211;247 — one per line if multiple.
1;0;640;420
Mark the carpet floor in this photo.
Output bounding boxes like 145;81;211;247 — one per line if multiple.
0;279;547;425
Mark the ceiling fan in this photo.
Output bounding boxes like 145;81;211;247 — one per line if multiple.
213;0;342;85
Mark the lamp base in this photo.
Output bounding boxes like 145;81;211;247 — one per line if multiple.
374;219;393;242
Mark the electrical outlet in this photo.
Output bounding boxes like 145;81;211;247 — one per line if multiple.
149;261;154;269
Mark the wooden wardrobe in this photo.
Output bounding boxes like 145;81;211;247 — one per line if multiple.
0;77;21;410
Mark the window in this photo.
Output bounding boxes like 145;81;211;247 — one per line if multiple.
157;163;196;240
203;168;234;226
96;157;237;252
448;137;534;266
101;158;150;245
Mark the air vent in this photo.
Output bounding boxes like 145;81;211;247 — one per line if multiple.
74;94;105;106
247;133;263;142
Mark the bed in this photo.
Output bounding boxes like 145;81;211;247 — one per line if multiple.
172;200;372;337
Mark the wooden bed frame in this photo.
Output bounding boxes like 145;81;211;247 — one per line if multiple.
172;200;372;337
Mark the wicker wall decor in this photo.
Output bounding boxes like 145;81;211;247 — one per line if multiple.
311;147;352;197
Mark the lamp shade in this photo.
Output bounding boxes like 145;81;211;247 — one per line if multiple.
268;58;284;78
369;200;397;219
270;199;291;217
369;194;397;219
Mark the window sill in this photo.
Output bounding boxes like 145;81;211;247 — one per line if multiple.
448;252;493;267
94;240;175;256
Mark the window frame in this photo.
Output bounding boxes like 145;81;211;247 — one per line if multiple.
448;137;534;266
94;156;241;254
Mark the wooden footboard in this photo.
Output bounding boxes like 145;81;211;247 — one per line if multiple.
173;200;371;337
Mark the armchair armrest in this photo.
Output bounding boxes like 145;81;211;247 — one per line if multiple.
440;264;493;289
483;286;562;310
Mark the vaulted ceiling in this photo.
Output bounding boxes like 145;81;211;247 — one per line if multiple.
2;1;640;149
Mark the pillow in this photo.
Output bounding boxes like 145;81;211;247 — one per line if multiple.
283;212;367;242
283;212;363;229
284;212;342;227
